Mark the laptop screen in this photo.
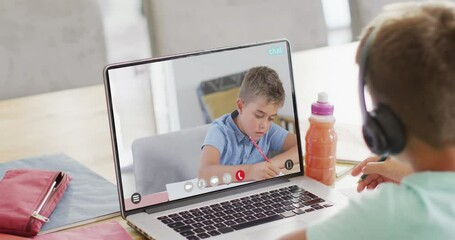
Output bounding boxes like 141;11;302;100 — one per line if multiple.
104;40;303;212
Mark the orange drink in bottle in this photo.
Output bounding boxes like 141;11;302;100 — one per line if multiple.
304;92;337;185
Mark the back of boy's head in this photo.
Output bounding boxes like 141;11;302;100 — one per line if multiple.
239;66;285;107
358;1;455;148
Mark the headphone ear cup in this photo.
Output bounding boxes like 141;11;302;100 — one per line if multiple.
375;104;406;154
362;105;406;155
363;114;388;155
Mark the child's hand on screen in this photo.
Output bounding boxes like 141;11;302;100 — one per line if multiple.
247;162;281;180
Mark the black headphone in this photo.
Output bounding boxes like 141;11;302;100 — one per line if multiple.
358;27;406;155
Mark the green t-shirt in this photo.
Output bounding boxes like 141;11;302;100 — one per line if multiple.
307;172;455;240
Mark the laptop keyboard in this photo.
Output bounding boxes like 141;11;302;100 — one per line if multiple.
157;185;333;239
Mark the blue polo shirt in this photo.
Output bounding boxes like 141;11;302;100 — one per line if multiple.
203;110;288;165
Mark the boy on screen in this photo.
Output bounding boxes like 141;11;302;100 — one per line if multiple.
198;66;298;183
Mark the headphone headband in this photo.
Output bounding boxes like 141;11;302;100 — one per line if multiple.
357;26;406;155
358;27;380;121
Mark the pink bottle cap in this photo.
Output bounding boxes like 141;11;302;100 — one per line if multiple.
311;92;334;115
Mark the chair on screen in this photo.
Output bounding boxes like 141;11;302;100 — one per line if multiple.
132;125;210;195
143;0;328;56
0;0;107;100
197;71;247;124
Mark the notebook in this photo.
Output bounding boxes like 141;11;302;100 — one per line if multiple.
103;39;349;239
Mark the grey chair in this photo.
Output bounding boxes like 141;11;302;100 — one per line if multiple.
0;0;107;99
132;125;210;195
143;0;328;56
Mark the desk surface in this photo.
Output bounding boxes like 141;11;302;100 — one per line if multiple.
0;42;364;239
0;85;115;183
0;85;147;239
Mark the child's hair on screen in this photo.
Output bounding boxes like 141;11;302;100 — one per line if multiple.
239;66;285;107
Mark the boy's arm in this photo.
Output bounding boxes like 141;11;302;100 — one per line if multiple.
198;145;281;182
278;229;307;240
270;133;299;169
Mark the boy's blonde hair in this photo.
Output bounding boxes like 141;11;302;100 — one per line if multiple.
239;66;285;107
358;1;455;147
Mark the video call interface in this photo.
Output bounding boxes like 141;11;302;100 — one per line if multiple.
106;41;300;211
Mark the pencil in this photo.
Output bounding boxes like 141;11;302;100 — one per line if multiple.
248;136;271;162
357;155;388;183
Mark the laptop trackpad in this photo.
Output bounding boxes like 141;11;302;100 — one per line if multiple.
246;219;307;239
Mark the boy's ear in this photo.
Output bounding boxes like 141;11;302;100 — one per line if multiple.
236;98;244;113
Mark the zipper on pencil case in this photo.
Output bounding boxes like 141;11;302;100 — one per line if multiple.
30;172;65;222
31;211;49;222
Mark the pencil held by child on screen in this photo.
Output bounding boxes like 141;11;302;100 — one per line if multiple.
281;1;455;239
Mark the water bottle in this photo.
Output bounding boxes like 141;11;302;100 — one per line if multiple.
304;92;337;185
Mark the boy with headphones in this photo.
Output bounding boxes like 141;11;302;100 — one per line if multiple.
281;1;455;239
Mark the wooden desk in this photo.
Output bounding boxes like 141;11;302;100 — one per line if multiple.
0;85;145;239
0;42;364;239
0;85;115;183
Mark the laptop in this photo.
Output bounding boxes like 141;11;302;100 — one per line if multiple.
103;39;349;239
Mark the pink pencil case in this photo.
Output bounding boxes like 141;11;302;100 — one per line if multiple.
0;169;71;237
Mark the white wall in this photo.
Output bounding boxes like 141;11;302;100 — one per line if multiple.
108;65;157;168
0;0;107;99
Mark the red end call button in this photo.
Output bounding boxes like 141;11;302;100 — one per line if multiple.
236;170;245;181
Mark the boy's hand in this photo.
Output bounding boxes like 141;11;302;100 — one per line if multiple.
248;162;281;180
352;156;413;192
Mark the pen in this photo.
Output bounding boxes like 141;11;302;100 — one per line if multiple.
32;180;57;222
357;154;388;183
248;136;271;162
